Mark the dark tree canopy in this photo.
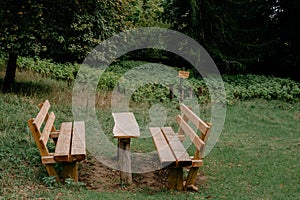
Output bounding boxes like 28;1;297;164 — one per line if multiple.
0;0;133;91
162;0;299;81
0;0;44;91
0;0;299;92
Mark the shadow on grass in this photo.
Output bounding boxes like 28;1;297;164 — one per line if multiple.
0;78;53;97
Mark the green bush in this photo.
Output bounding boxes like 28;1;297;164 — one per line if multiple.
13;57;300;104
223;74;300;103
17;57;79;82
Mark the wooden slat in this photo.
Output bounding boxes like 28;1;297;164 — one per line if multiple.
191;159;204;167
50;131;60;139
39;111;55;146
42;155;56;164
28;119;49;156
177;113;188;141
33;100;50;130
54;122;72;162
177;115;205;158
180;104;210;134
161;127;192;167
71;121;86;161
149;127;176;167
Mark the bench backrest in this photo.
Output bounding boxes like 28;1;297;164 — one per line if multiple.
177;104;211;159
27;100;57;158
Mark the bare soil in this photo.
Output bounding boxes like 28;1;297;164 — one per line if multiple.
79;154;207;192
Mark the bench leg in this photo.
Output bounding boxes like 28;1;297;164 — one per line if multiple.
185;167;199;191
61;162;78;182
118;138;132;185
45;164;60;182
168;167;183;191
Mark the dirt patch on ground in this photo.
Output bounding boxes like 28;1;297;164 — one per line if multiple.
79;154;207;192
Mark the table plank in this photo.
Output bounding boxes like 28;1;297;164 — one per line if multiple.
112;112;140;138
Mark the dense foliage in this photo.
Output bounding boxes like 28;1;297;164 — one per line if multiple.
0;0;299;91
15;58;300;104
162;0;300;81
0;0;133;91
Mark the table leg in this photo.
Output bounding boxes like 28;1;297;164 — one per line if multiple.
118;138;132;184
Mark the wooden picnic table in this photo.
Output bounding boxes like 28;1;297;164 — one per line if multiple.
112;112;140;184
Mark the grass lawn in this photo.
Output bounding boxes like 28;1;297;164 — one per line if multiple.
0;69;299;199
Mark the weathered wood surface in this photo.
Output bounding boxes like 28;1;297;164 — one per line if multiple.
180;104;210;139
71;121;86;161
168;167;183;191
41;155;56;164
62;162;78;182
54;122;72;162
118;138;132;184
40;111;55;146
33;100;50;130
112;112;140;185
176;115;205;158
161;127;191;167
150;127;176;167
185;167;200;191
112;112;140;138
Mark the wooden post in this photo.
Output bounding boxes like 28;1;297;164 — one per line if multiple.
179;78;183;101
169;84;174;100
61;162;78;182
190;87;193;98
185;167;199;190
168;167;183;191
118;138;132;184
178;70;189;101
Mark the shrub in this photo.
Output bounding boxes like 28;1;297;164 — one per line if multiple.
13;57;300;104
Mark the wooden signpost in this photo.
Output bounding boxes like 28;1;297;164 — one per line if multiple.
178;70;190;79
178;70;190;101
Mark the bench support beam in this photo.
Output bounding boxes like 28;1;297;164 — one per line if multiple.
45;164;60;182
61;162;78;182
168;167;183;191
185;167;199;191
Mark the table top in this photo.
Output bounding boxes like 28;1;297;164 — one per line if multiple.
112;112;140;138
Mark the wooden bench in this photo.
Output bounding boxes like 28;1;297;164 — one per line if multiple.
27;100;86;182
149;104;211;191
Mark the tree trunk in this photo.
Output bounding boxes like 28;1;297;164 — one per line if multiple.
3;53;18;92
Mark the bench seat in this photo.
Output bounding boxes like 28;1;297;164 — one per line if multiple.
150;127;192;168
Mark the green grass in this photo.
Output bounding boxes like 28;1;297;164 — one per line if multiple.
204;100;300;199
0;66;300;199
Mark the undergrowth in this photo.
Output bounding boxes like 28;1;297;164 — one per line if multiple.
1;56;299;104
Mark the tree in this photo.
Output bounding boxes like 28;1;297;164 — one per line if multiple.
0;0;44;92
161;0;282;74
272;0;300;81
0;0;133;92
39;0;134;63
